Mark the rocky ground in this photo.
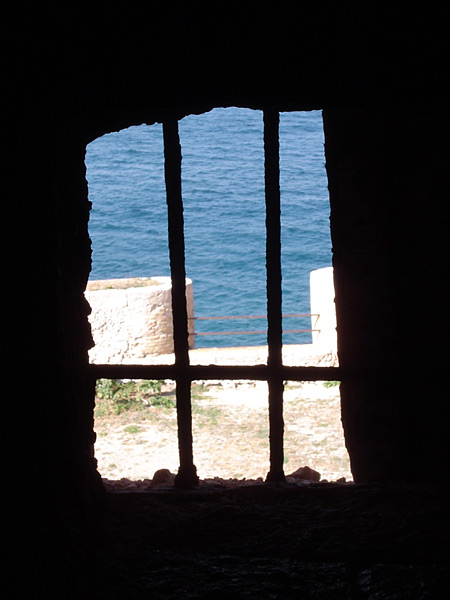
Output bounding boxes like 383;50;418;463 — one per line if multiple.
95;379;351;486
94;345;350;486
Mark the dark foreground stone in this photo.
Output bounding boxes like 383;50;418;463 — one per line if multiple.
88;481;449;599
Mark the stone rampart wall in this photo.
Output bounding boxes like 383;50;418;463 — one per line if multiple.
310;267;337;352
85;269;336;364
85;277;194;364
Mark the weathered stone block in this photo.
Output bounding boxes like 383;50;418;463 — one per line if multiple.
310;267;337;352
85;276;194;363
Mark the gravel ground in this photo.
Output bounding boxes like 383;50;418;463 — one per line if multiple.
94;377;351;484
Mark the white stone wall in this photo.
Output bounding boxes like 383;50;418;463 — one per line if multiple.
85;270;336;365
310;267;337;352
85;277;194;364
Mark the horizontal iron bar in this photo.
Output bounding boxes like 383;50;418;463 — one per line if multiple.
90;363;375;382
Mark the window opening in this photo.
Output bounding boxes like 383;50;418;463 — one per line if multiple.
191;380;270;480
87;123;169;281
179;108;269;479
87;109;345;488
279;111;334;363
283;380;351;482
86;123;176;366
180;107;267;357
93;379;179;481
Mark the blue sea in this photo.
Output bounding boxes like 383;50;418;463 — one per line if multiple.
86;108;331;348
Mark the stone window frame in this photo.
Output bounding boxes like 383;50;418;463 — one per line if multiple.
91;109;344;488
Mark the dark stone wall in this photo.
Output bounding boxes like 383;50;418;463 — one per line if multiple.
5;6;450;592
324;108;450;482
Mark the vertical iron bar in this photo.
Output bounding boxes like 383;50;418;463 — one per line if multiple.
264;109;285;483
163;119;198;488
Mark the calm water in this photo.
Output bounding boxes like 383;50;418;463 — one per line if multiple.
86;108;331;347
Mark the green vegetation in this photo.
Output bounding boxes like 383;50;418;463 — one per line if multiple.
191;382;208;400
95;378;175;416
94;379;211;418
123;425;141;434
192;403;223;426
323;380;340;388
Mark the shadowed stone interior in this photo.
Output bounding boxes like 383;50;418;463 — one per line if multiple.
6;6;449;598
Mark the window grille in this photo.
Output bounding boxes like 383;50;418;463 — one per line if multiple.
90;110;343;488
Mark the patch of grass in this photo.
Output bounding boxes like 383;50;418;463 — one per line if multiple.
191;383;208;400
95;379;175;416
312;439;329;447
323;380;340;388
123;425;141;434
95;380;211;418
192;402;223;426
255;428;269;439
